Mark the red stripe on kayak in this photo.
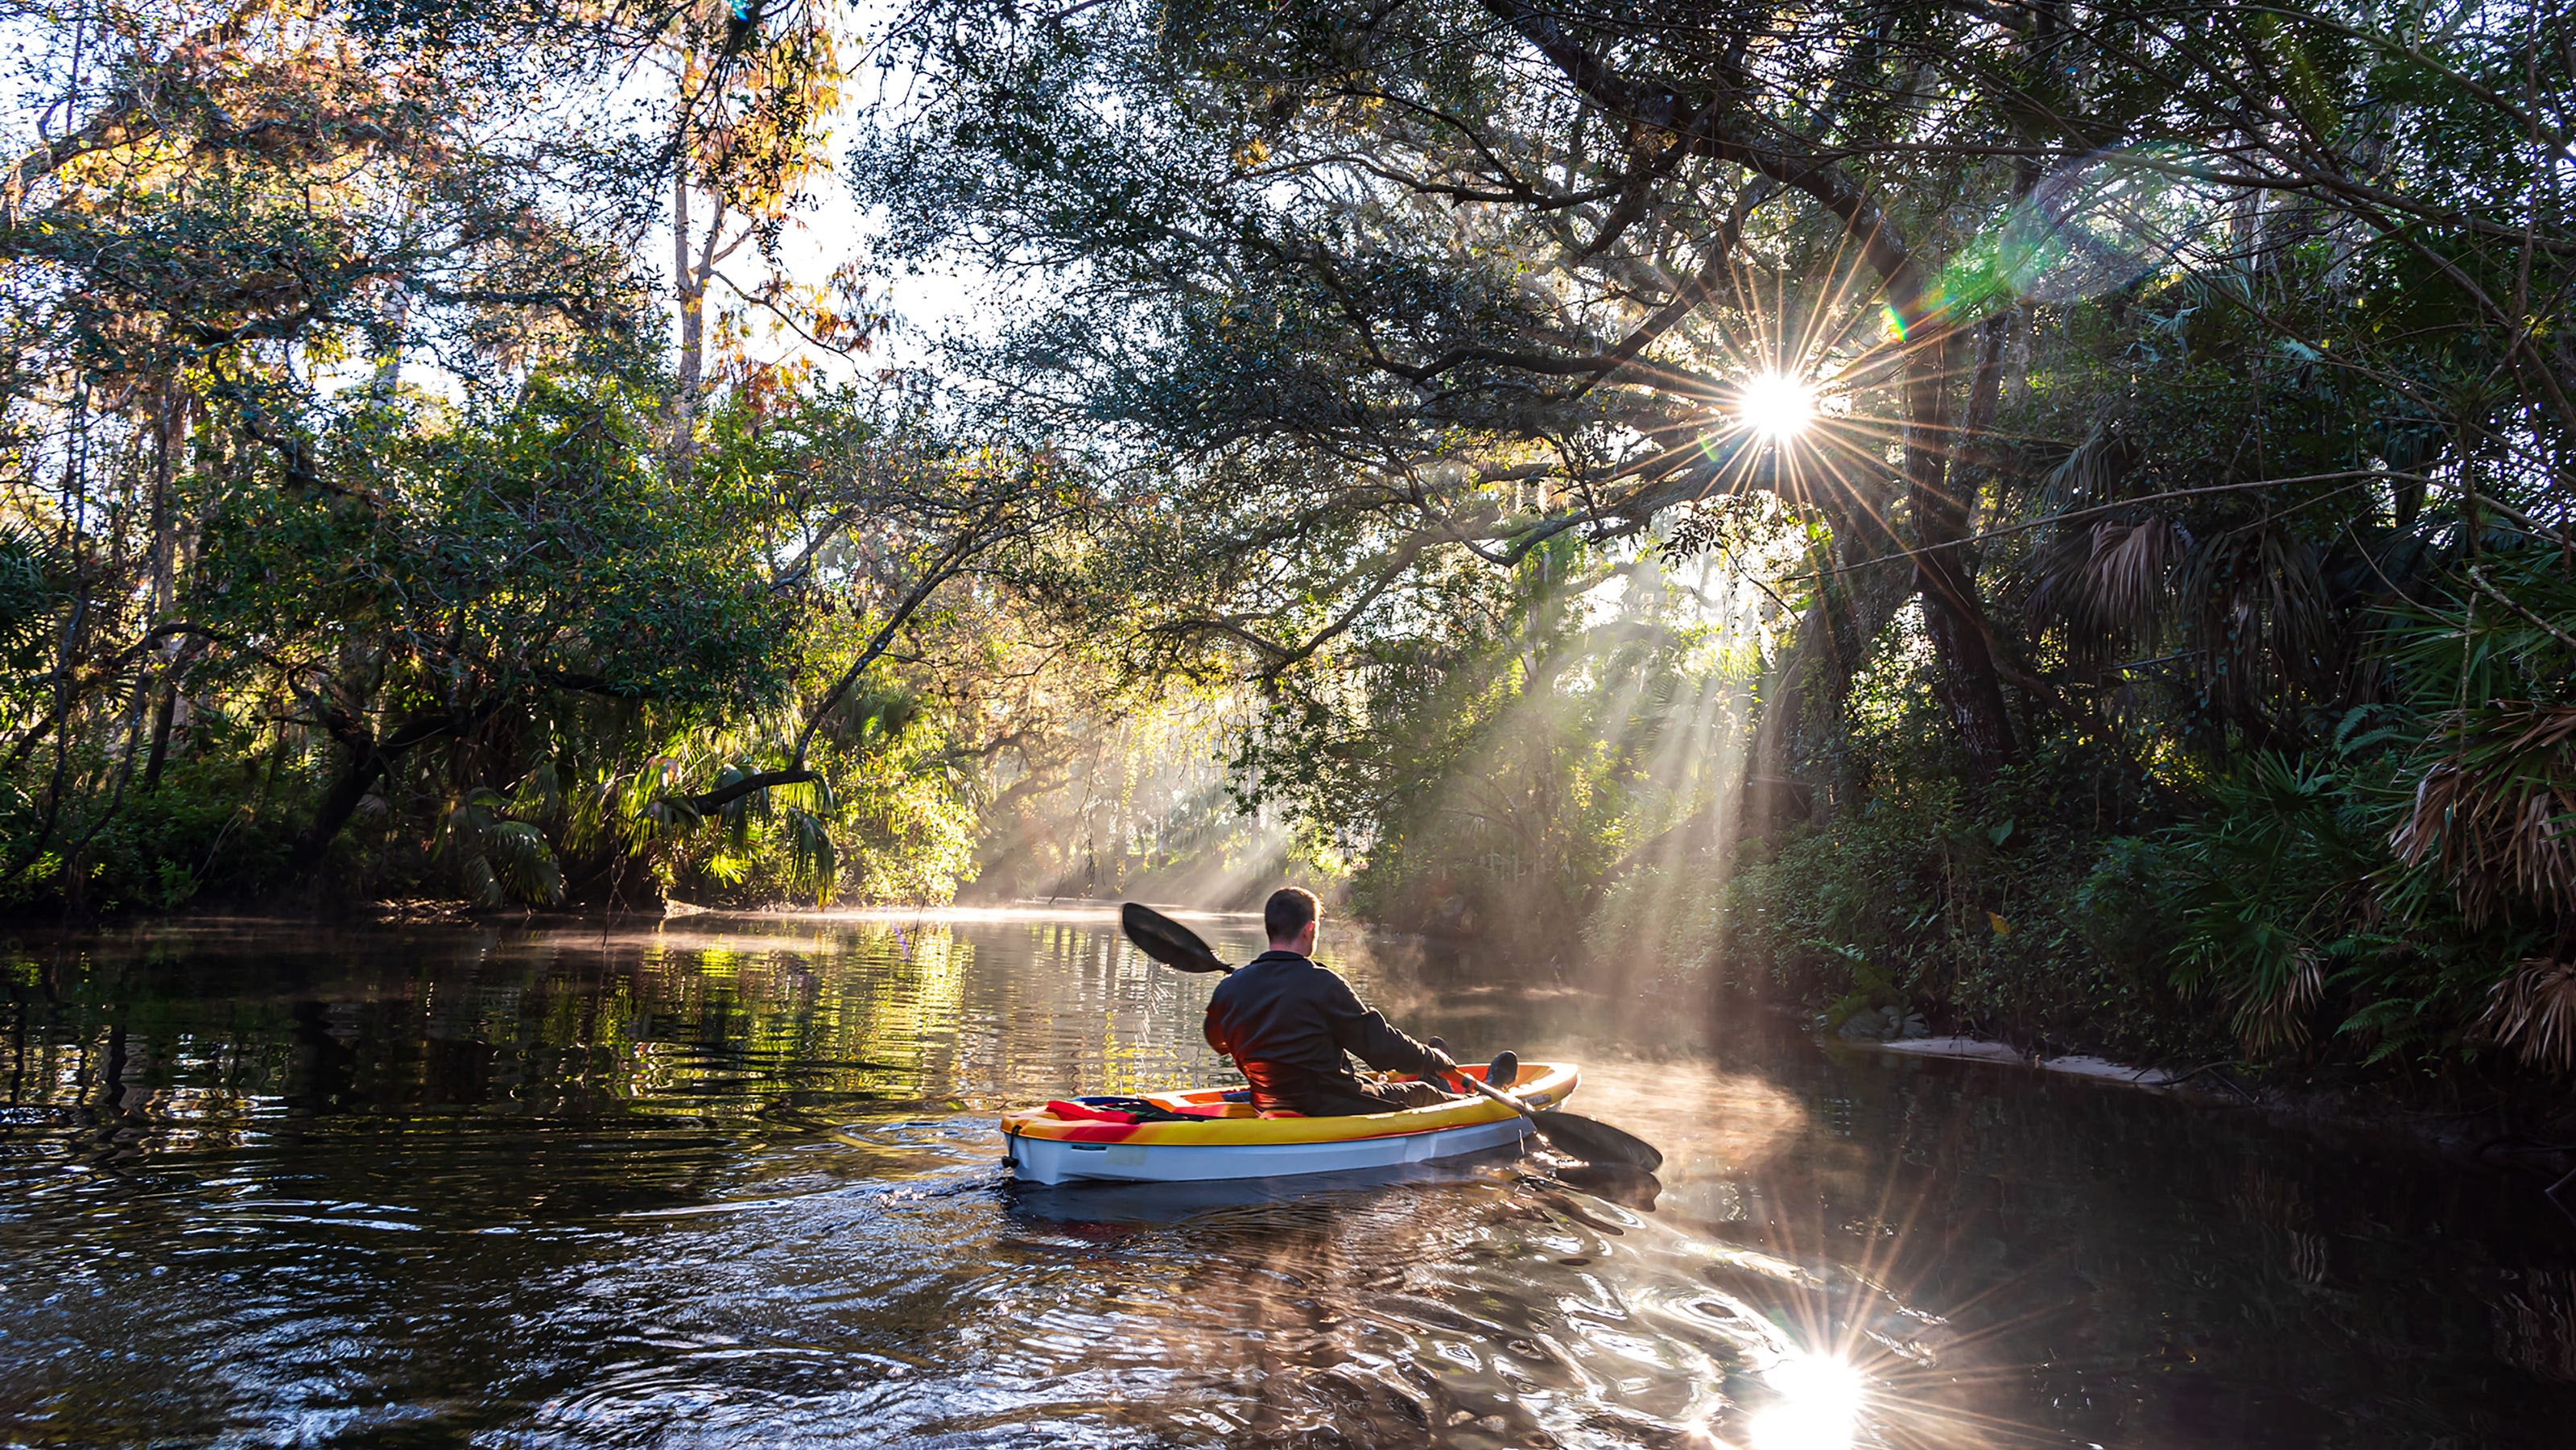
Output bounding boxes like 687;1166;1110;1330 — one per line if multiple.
1044;1099;1139;1123
1051;1122;1145;1142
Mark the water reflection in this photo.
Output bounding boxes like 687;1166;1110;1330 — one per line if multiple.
1747;1352;1863;1450
2;912;2573;1447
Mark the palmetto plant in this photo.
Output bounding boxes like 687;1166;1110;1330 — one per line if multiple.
2136;536;2576;1071
2482;959;2576;1076
2388;703;2576;929
2371;546;2576;1072
2025;515;2179;667
2015;415;2355;749
2161;753;2389;1055
440;788;564;909
0;523;64;668
2379;550;2576;925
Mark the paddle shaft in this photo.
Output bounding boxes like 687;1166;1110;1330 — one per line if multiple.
1430;1048;1662;1170
1435;1050;1541;1126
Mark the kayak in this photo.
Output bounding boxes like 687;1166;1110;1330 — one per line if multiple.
1001;1061;1576;1185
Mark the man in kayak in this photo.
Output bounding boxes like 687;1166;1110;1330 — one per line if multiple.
1203;886;1515;1116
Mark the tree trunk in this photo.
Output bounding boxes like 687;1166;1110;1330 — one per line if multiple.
139;680;176;795
369;286;413;400
140;384;186;795
1747;487;1918;824
288;696;505;875
671;170;704;481
290;729;384;874
1901;324;2017;784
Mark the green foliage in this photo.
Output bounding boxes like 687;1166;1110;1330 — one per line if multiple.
1731;566;2575;1074
0;524;66;671
2148;754;2400;1056
9;0;2576;1115
1724;761;2202;1060
1234;544;1752;948
442;787;566;909
0;709;301;916
6;336;1075;916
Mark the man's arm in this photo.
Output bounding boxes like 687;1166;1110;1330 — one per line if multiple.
1317;973;1442;1076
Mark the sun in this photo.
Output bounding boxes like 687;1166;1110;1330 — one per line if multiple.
1747;1350;1865;1450
1736;373;1815;441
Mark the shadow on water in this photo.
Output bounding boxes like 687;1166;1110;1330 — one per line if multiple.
2;910;2574;1447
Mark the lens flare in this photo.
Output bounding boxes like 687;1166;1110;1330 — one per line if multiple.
1747;1351;1864;1450
1736;374;1815;441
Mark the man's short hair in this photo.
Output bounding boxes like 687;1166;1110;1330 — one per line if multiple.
1264;886;1320;943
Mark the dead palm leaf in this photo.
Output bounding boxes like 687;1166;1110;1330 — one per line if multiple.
2025;515;2177;663
2177;520;2333;725
2088;517;2176;640
2389;702;2576;924
2480;957;2576;1074
2235;945;2323;1054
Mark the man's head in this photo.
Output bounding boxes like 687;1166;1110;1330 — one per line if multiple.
1264;886;1320;954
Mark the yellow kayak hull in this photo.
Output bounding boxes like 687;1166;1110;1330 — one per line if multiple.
1001;1062;1576;1184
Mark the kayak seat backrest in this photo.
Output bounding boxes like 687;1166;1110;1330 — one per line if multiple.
1046;1099;1137;1124
1069;1094;1195;1122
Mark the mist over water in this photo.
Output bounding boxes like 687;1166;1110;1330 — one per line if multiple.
3;912;2571;1448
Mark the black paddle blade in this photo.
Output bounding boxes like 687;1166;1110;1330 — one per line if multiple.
1530;1109;1665;1173
1552;1161;1663;1212
1121;902;1232;973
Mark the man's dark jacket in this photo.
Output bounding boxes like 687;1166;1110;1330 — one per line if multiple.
1203;949;1442;1114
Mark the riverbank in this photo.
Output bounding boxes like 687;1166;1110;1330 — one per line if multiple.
1859;1034;2180;1086
1833;1028;2576;1207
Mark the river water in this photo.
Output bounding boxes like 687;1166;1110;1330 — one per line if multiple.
2;911;2571;1448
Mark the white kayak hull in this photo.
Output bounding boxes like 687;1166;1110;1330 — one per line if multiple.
1006;1113;1532;1185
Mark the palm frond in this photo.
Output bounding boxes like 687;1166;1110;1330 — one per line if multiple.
483;819;565;905
2388;703;2576;924
784;805;839;904
2480;957;2576;1074
2029;515;2179;654
2235;946;2324;1054
0;521;68;658
2175;518;2334;726
439;789;564;907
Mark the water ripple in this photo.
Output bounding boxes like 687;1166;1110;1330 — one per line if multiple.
4;915;2574;1447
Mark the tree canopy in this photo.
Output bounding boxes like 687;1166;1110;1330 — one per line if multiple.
5;0;2574;1084
851;0;2576;1070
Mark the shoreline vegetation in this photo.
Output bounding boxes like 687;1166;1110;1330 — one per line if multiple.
5;2;2571;1138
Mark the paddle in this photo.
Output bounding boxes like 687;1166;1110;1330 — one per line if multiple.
1430;1047;1664;1172
1116;900;1666;1172
1118;901;1231;974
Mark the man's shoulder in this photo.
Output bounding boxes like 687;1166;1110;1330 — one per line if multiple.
1216;952;1340;989
1244;951;1338;976
1208;956;1291;999
1258;953;1357;998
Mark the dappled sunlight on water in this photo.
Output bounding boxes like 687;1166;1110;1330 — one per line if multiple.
4;911;2574;1446
1554;1060;1812;1176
